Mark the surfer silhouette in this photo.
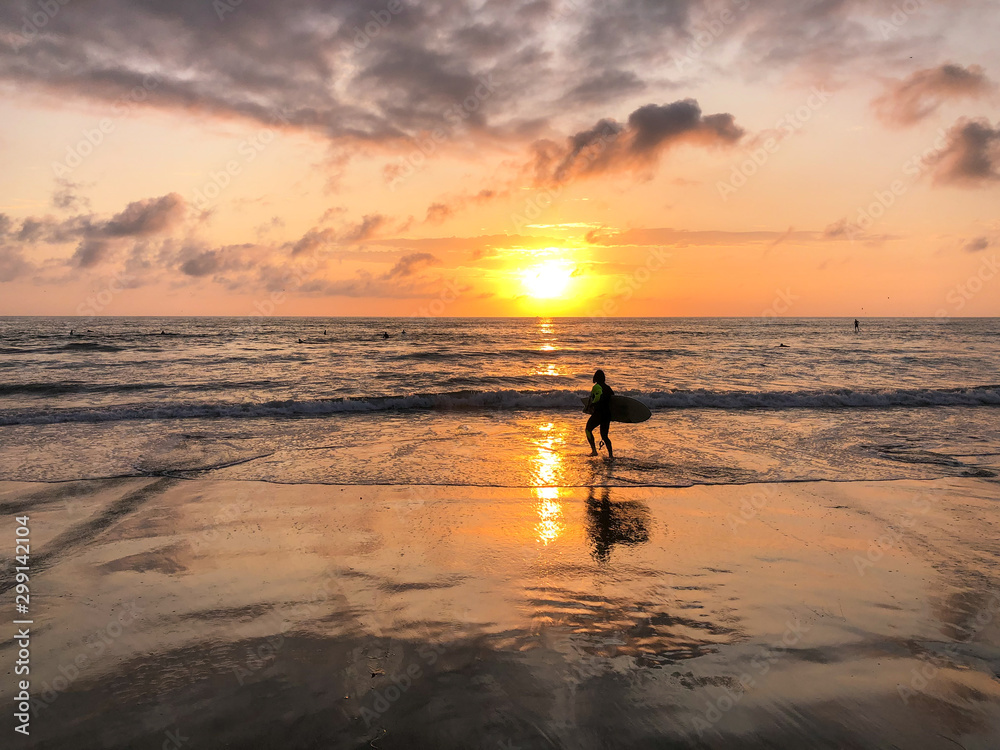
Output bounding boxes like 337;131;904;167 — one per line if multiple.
585;369;614;460
586;487;650;562
854;319;860;333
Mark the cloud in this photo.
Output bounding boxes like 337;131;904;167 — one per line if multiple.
574;0;693;69
0;246;32;282
178;250;223;277
418;189;504;224
342;214;387;243
533;100;743;184
52;178;91;212
383;252;441;279
0;0;945;156
279;268;457;300
363;233;557;255
963;236;990;253
103;194;185;237
872;64;995;127
71;238;113;268
560;69;648;106
70;193;185;267
585;226;814;246
425;203;453;224
290;227;338;257
286;213;390;257
822;219;851;239
0;192;187;269
175;243;255;277
929;118;1000;186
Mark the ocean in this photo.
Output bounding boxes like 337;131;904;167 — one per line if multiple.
1;316;998;486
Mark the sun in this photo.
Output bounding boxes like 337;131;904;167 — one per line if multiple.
521;260;574;299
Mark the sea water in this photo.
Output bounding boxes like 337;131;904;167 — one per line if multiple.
1;317;998;487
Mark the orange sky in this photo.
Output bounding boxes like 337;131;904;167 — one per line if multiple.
1;0;998;316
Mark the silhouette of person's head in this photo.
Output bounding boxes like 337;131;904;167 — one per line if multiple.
593;369;606;385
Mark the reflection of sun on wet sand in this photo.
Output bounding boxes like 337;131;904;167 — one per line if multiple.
4;476;1000;748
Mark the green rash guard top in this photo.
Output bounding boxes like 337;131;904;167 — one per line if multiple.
590;382;614;417
590;383;602;406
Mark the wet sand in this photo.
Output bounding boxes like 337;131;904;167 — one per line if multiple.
2;476;1000;749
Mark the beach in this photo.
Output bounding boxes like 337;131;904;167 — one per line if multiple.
4;475;1000;749
2;316;1000;747
3;0;999;742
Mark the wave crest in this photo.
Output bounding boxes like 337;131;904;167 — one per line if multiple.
0;386;997;426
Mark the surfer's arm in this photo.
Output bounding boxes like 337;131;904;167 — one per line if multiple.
589;384;603;405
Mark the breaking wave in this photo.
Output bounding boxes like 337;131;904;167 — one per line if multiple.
0;386;997;426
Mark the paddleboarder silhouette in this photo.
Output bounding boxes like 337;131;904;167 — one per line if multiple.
585;369;614;459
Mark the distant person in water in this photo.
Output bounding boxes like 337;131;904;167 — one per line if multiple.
855;319;860;333
585;369;614;460
382;331;389;339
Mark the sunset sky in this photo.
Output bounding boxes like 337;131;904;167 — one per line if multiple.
1;0;998;317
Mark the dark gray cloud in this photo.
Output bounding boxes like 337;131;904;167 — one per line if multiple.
383;252;441;279
628;101;742;152
0;0;966;153
929;118;1000;186
179;250;223;277
104;193;185;237
561;69;647;106
71;237;112;268
176;243;253;277
16;218;48;243
535;100;743;184
873;64;995;127
2;191;187;268
290;227;338;257
574;0;693;68
735;0;941;81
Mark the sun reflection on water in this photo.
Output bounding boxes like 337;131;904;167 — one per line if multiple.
533;363;562;377
536;318;560;352
531;422;565;544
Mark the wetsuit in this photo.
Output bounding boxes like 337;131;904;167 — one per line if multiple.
586;382;614;443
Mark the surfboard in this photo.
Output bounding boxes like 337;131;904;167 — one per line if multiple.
581;395;652;424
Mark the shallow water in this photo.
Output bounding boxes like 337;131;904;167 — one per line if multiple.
1;317;998;486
